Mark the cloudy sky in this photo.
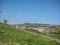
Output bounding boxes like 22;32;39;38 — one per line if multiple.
0;0;60;25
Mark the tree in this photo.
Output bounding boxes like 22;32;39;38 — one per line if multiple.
3;20;8;24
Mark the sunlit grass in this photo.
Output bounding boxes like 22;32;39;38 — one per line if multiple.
0;24;60;45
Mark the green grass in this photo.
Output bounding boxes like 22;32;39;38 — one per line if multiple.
0;24;60;45
49;34;60;39
44;32;60;39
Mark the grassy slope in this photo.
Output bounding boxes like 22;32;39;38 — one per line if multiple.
44;32;60;39
50;34;60;39
0;24;60;45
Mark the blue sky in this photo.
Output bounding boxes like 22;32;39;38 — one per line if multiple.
0;0;60;25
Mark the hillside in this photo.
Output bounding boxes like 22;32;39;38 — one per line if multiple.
0;23;60;45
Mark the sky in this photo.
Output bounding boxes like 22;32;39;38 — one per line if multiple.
0;0;60;25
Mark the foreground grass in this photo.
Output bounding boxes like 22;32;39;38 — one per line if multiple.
0;24;60;45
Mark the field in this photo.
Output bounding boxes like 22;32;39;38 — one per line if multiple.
0;24;60;45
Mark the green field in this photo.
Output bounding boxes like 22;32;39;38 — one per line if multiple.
0;24;60;45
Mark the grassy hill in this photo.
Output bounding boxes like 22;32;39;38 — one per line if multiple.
0;23;60;45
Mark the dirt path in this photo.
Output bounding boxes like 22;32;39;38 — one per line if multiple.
22;30;60;43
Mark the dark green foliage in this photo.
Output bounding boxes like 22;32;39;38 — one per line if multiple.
3;20;8;24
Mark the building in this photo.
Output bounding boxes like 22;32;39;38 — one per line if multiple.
15;24;55;32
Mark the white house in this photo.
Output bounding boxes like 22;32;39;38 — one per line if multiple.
15;25;55;32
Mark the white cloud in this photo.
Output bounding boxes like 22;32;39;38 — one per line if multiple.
7;21;18;25
8;22;16;25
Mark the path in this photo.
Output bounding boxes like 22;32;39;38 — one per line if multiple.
22;30;60;43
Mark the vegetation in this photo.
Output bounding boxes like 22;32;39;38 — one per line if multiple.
50;34;60;39
42;30;60;40
2;19;8;24
0;23;60;45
